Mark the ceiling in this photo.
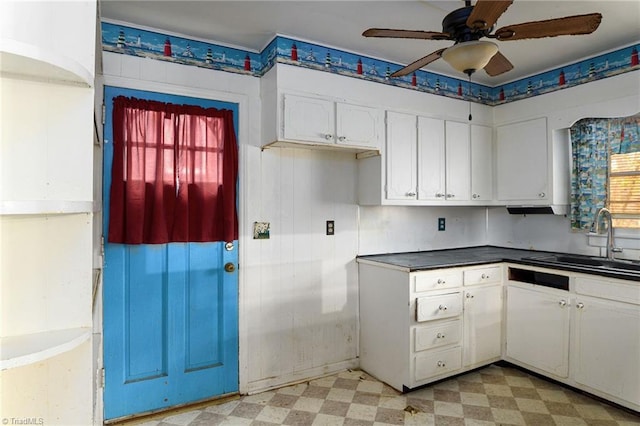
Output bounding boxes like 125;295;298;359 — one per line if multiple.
100;0;640;85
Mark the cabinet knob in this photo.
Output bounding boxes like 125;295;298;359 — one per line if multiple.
538;192;546;198
481;274;488;279
324;134;334;140
466;293;475;299
438;304;448;311
337;136;346;142
406;191;416;197
576;302;585;309
447;194;455;198
558;299;567;307
473;193;480;199
435;193;445;198
437;361;446;367
437;279;445;284
436;333;445;339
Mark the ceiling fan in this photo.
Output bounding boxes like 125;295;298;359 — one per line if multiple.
362;0;602;78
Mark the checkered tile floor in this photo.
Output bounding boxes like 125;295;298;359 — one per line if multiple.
125;364;639;426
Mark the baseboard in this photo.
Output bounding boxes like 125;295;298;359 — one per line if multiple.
245;358;359;395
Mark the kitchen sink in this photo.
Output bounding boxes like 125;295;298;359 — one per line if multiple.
526;254;640;272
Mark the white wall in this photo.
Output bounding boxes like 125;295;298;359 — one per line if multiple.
359;206;487;255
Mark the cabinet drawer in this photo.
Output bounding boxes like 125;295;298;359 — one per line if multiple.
414;320;461;352
575;275;640;305
415;346;462;382
416;293;462;322
464;266;502;286
414;270;462;292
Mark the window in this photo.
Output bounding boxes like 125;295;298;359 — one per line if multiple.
570;115;640;230
610;151;640;228
108;97;238;244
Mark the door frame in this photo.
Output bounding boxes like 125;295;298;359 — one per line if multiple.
98;75;250;421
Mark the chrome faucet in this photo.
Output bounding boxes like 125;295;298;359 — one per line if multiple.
593;207;622;260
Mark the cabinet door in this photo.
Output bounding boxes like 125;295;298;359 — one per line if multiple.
417;116;445;201
574;296;640;405
445;121;470;201
335;103;382;148
463;285;502;367
283;94;334;143
506;285;570;377
386;111;417;200
496;117;548;202
470;124;493;201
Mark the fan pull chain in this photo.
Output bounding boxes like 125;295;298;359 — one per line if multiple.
468;74;472;121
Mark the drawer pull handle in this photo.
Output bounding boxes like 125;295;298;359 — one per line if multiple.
437;361;446;367
576;302;585;309
438;305;448;311
437;279;445;284
436;333;445;339
559;300;567;307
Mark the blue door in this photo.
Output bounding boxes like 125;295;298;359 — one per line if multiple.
103;86;239;420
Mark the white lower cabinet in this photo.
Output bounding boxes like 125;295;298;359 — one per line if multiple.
359;262;503;391
360;259;638;411
505;267;639;412
506;284;570;378
463;284;503;367
572;275;640;410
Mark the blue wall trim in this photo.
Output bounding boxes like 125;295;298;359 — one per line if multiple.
102;21;639;106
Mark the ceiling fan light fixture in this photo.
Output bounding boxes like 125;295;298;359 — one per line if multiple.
441;40;499;74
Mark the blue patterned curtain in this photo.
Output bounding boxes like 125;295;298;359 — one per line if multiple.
570;116;640;230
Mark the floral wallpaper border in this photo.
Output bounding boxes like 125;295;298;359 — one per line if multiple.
101;21;639;106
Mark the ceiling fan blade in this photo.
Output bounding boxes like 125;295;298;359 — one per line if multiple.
466;0;514;30
495;13;602;41
363;28;450;40
483;51;514;76
390;48;446;77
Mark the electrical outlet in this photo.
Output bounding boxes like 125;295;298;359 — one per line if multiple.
326;220;335;235
438;217;446;231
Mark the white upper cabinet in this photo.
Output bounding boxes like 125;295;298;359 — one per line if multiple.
417;116;445;201
417;118;471;202
283;94;334;143
336;102;382;149
470;124;493;202
279;93;383;151
386;111;418;200
496;117;549;202
360;112;488;206
444;121;471;202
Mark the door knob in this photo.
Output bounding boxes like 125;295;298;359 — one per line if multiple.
224;262;236;273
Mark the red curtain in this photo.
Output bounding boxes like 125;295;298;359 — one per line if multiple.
108;97;238;244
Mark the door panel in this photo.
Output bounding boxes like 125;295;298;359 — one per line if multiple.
103;86;239;420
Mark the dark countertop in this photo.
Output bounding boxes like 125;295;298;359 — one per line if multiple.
356;246;640;282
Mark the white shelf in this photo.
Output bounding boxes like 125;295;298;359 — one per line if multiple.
0;38;93;87
0;200;95;215
0;327;91;370
262;140;380;159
